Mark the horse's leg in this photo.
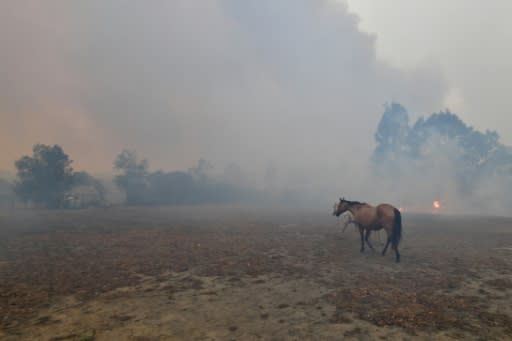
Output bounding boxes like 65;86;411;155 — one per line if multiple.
394;243;401;263
342;218;351;233
382;237;391;255
381;227;391;256
359;226;365;253
364;229;374;250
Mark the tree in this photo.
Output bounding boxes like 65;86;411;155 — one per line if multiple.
72;171;106;204
373;103;410;163
146;171;195;205
188;158;213;182
113;150;149;205
0;178;14;207
14;144;75;208
372;104;512;196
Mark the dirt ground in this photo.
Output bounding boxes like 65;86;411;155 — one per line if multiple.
1;206;512;340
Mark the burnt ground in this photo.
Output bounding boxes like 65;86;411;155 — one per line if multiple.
1;206;512;340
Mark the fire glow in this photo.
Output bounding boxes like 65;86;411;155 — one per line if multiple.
433;200;441;209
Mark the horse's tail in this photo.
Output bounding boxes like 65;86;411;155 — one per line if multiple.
391;208;402;249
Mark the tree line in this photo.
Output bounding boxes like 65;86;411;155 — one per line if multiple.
372;102;512;197
8;145;257;209
4;103;512;209
113;150;256;206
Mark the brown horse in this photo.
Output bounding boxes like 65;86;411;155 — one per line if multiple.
333;197;402;262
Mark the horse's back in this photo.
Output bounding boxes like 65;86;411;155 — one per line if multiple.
353;205;379;227
376;203;397;225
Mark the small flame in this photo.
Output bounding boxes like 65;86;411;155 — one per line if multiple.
398;207;405;212
433;200;441;209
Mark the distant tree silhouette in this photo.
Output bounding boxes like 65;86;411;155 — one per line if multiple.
188;158;213;182
113;150;257;206
146;171;195;205
72;171;106;203
113;150;149;205
14;144;75;208
372;104;512;193
373;102;410;162
0;178;14;207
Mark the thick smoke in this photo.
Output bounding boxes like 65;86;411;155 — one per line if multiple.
15;1;512;215
0;1;445;191
371;103;512;216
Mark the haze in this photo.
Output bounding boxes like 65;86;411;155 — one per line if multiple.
1;1;510;213
1;1;444;167
345;0;512;143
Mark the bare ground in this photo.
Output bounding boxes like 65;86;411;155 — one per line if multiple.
1;206;512;340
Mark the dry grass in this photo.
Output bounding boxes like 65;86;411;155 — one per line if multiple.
1;206;512;340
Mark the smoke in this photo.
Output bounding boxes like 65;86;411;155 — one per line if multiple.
1;1;453;208
371;104;512;216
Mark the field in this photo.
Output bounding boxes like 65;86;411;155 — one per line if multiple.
1;206;512;340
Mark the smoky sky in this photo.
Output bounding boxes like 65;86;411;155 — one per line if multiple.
0;0;447;195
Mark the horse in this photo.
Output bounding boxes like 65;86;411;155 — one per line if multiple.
333;197;402;262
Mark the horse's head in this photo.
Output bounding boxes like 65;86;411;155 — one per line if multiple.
333;197;350;217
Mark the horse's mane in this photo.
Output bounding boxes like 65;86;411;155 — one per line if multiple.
345;200;367;206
